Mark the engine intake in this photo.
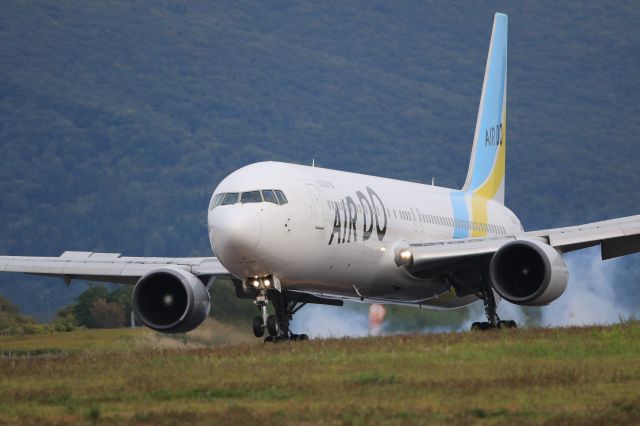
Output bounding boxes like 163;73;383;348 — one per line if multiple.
489;239;568;306
132;268;210;333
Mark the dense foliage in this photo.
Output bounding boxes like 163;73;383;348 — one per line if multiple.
0;1;638;320
53;285;133;330
0;297;40;334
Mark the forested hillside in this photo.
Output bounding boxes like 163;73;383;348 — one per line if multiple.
0;1;638;321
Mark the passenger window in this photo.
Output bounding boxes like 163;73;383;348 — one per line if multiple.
262;190;278;204
241;191;263;204
274;190;288;205
221;192;239;205
210;193;224;210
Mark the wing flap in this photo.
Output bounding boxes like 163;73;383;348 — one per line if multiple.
601;234;640;260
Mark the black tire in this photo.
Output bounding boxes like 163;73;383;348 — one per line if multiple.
290;334;299;341
471;322;493;331
264;336;274;343
252;316;264;338
299;334;309;341
266;315;280;336
498;320;517;329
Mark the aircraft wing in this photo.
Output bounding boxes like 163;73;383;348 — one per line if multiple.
403;214;640;277
524;214;640;259
0;251;231;285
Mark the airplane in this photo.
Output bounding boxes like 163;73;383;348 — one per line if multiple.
2;13;639;341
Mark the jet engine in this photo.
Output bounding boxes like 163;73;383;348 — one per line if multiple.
132;268;210;333
489;239;568;306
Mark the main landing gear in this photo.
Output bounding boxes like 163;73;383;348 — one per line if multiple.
470;285;517;331
448;272;518;331
252;289;309;342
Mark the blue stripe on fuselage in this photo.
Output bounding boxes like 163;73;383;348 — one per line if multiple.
450;191;469;239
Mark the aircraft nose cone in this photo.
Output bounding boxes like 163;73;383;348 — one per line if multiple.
209;206;262;262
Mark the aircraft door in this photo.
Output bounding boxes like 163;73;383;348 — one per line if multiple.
305;183;325;229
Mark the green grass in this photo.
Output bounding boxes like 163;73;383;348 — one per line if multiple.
1;324;640;425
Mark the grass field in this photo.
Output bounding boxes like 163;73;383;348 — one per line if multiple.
1;321;640;425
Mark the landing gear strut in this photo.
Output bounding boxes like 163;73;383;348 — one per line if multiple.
252;289;309;342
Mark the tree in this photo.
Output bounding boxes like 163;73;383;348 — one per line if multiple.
90;298;126;328
53;284;133;329
0;296;40;334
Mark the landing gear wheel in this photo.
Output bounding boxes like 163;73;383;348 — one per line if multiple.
471;322;493;331
498;320;517;329
252;316;264;337
299;334;309;341
264;336;275;343
266;314;280;336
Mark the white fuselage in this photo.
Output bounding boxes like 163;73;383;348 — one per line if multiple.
208;162;522;308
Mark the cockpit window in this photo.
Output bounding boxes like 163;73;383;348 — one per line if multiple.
274;190;288;205
261;190;278;204
210;193;224;210
221;192;239;205
211;190;288;208
241;191;263;204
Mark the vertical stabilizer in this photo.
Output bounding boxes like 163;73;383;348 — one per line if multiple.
462;13;507;205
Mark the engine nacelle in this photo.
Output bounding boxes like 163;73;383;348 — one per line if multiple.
132;268;210;333
489;239;568;306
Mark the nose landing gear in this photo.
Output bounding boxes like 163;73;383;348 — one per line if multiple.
251;289;309;342
240;276;343;341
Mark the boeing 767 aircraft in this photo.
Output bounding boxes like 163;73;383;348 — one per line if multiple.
2;13;639;340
